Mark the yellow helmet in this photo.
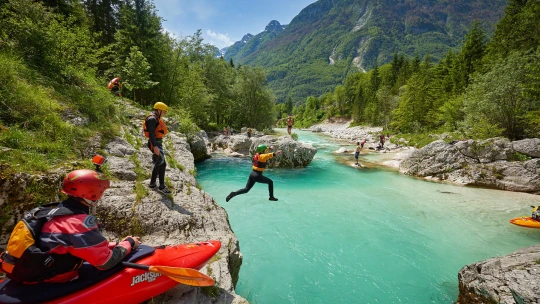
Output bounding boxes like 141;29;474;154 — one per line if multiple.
153;102;168;111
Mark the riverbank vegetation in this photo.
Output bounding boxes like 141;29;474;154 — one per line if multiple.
289;0;540;143
0;0;275;173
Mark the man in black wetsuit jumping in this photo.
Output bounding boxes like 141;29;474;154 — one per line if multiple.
226;144;282;202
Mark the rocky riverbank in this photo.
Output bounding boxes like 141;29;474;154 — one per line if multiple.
0;100;247;304
307;120;540;194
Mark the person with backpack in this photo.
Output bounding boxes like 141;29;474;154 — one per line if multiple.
226;144;282;202
0;169;141;283
142;102;171;194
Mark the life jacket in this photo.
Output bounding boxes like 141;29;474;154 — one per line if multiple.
142;113;168;139
532;206;540;220
252;153;267;169
0;203;86;283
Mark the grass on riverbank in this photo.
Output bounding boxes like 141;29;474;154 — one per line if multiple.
0;51;119;173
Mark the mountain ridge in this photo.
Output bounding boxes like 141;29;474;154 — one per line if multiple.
225;0;507;103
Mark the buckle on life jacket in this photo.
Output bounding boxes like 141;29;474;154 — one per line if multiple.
44;255;55;267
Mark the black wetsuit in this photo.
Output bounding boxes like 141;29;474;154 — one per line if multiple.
231;170;274;198
146;113;167;186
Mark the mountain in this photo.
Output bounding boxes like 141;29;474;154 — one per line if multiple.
223;33;254;60
225;20;286;64
224;0;507;103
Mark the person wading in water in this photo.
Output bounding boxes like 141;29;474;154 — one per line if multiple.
226;144;282;202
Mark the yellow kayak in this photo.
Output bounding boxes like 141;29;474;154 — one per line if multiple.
510;216;540;228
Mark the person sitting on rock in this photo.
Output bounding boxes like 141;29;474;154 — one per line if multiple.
226;144;282;202
532;206;540;221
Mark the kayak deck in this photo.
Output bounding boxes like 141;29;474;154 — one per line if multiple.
0;240;221;304
510;217;540;228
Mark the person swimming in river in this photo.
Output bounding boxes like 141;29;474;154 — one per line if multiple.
226;144;282;202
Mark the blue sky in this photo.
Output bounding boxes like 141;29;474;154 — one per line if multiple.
153;0;316;49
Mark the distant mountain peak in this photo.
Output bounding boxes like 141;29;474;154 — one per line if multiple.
265;20;284;33
241;34;253;43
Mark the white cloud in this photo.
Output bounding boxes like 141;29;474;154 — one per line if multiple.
206;30;234;48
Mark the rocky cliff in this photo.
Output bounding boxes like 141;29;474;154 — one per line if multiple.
0;101;247;303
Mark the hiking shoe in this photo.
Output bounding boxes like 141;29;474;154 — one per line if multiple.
226;192;234;202
149;183;157;189
269;197;278;201
158;186;172;194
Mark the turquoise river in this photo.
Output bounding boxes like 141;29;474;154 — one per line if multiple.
196;130;539;304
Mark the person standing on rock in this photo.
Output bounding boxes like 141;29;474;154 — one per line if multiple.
287;116;294;135
226;144;282;202
354;141;362;166
142;102;171;194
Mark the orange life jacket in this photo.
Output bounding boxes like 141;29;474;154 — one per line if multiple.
252;153;267;169
142;113;168;139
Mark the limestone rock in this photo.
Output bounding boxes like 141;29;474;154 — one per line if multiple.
106;136;136;157
189;133;210;162
249;136;317;168
457;245;540;304
0;99;247;303
228;135;252;154
399;139;540;193
513;138;540;158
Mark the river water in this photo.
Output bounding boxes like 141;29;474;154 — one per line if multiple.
196;130;539;304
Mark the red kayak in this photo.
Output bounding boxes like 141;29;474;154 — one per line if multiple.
0;240;220;304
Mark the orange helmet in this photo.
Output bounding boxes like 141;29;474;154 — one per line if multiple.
62;169;110;202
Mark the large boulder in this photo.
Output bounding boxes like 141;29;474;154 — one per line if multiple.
228;135;252;154
188;133;210;162
457;245;540;304
456;138;513;163
249;136;317;168
399;139;540;193
399;140;467;176
513;138;540;158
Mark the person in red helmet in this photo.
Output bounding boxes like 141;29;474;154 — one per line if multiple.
1;169;141;283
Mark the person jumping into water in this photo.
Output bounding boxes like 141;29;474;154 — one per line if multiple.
226;144;282;202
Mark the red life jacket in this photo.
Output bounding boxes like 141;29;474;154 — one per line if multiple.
142;113;168;139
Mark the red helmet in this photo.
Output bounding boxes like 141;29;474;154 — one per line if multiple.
62;169;110;201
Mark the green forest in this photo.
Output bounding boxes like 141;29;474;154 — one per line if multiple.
0;0;276;173
286;0;540;145
1;0;539;175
